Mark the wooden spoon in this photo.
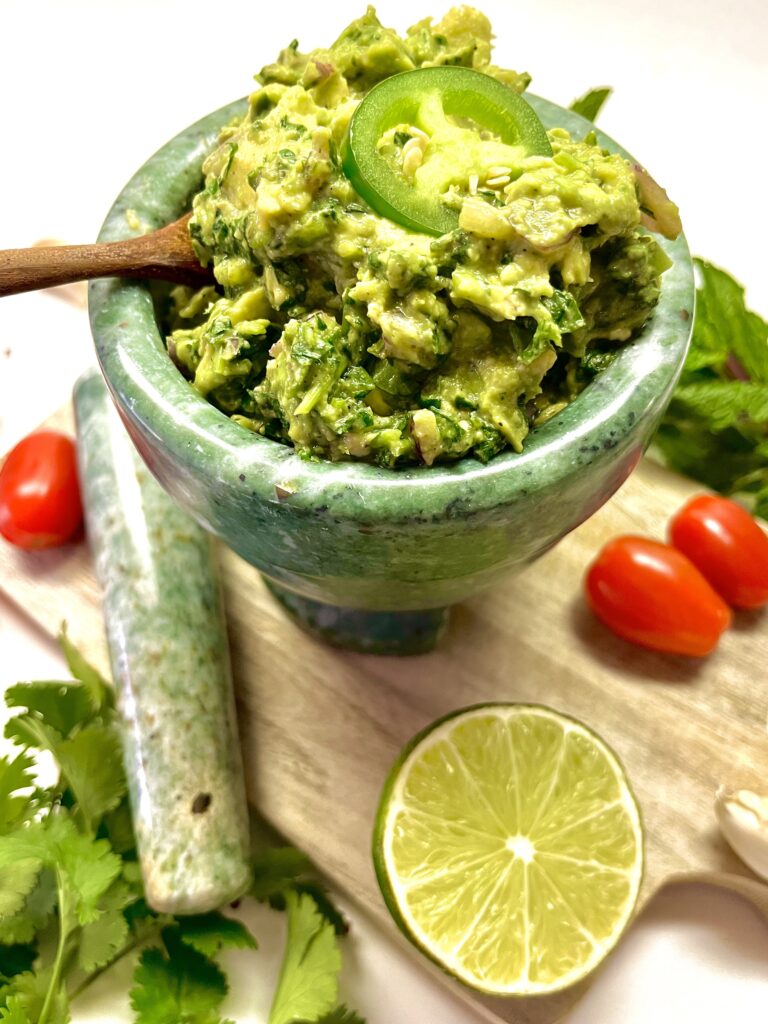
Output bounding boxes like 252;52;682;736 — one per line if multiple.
0;213;211;298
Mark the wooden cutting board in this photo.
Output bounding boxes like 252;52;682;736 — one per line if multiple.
3;403;768;1024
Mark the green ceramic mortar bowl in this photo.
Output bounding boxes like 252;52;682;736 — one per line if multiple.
89;96;694;654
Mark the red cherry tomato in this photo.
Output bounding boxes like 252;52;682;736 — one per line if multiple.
585;536;732;656
0;431;83;550
669;494;768;609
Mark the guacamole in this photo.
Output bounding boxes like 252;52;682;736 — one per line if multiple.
167;6;674;467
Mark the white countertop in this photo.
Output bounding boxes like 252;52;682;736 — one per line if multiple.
2;0;768;1019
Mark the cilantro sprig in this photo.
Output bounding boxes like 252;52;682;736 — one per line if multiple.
0;634;364;1024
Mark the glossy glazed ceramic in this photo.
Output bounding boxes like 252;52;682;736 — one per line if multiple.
89;96;694;652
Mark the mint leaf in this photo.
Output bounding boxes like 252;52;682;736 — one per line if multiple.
5;682;95;738
130;930;229;1024
58;626;112;713
269;892;341;1024
0;753;36;835
175;912;257;958
655;259;768;517
569;87;612;122
668;381;768;431
695;260;768;384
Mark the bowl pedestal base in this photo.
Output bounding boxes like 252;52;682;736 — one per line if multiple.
262;577;449;655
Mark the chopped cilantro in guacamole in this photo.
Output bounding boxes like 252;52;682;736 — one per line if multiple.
167;5;673;468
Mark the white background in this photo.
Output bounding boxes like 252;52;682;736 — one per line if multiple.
2;0;768;1020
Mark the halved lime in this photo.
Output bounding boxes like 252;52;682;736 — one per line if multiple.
373;704;643;996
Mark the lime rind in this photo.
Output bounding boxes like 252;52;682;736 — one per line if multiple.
373;703;643;997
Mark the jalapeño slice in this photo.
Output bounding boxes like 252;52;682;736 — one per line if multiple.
341;66;552;236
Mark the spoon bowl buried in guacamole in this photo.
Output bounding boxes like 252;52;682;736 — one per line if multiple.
167;5;679;469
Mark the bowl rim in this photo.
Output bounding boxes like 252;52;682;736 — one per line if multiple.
89;93;694;524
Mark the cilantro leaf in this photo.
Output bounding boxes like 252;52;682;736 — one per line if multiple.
268;892;341;1024
130;929;229;1024
0;871;56;945
0;753;36;835
102;801;137;856
252;848;348;935
121;899;178;964
4;716;62;759
569;87;612;122
55;723;127;833
78;907;130;974
278;882;348;938
47;815;123;925
0;816;122;927
5;682;95;738
77;879;135;973
58;626;112;713
120;859;145;895
5;714;126;834
0;636;366;1024
0;917;37;948
175;912;257;958
251;847;313;902
1;967;68;1024
0;945;36;986
0;829;48;875
0;860;42;921
0;994;34;1024
315;1008;366;1024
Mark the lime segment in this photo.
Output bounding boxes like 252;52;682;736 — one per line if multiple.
373;704;643;996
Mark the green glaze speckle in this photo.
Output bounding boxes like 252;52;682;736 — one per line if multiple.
74;370;251;912
89;97;694;650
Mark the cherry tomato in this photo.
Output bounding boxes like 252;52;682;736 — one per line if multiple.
0;431;83;549
669;495;768;609
585;536;732;656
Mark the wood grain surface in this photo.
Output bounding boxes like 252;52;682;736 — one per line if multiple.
2;404;768;1023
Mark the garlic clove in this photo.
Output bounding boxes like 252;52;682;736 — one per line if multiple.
715;786;768;882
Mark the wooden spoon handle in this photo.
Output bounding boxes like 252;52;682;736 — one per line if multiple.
0;215;211;298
